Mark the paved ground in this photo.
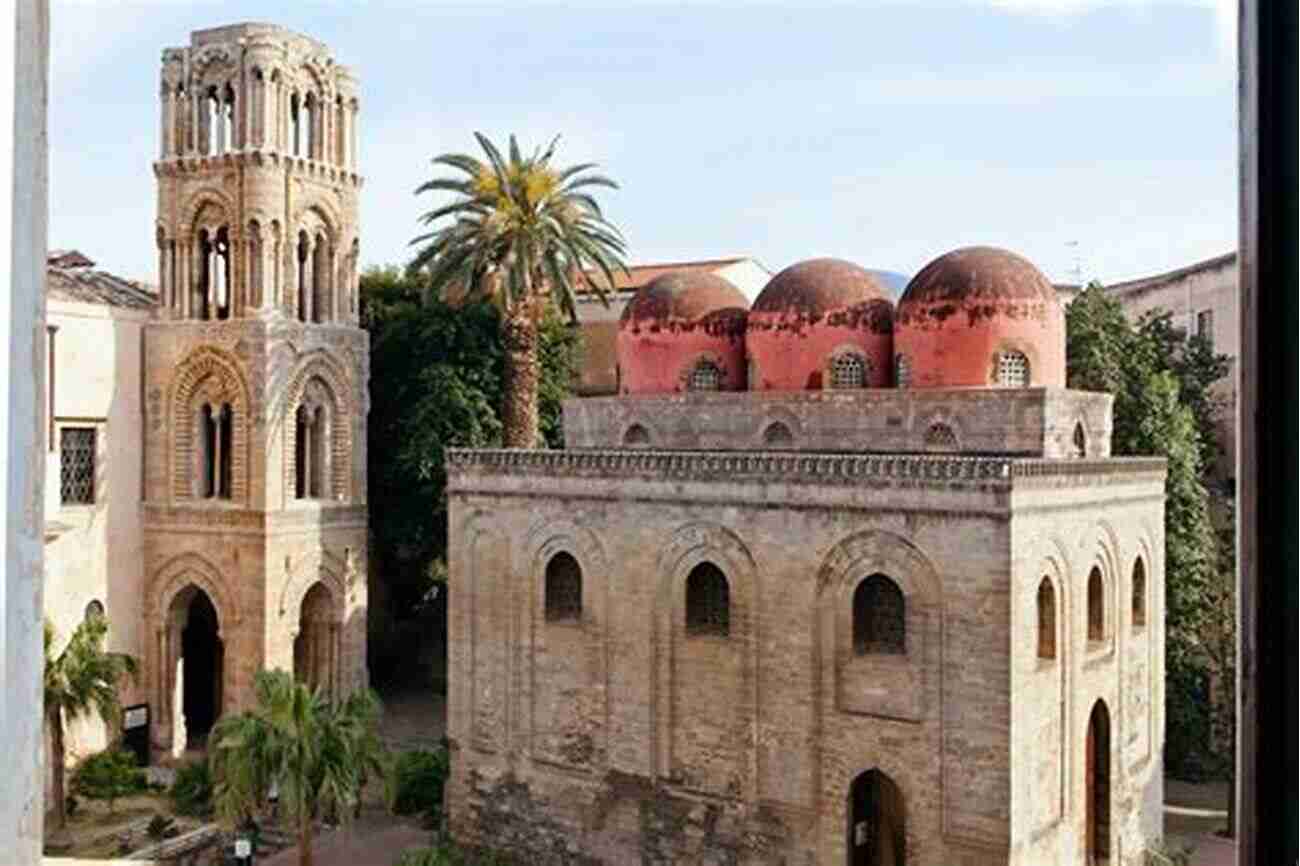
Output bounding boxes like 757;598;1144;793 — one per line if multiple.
1165;779;1238;866
260;810;432;866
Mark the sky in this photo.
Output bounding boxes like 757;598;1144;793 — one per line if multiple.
48;0;1237;287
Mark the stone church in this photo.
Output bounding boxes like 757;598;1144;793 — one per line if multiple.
43;22;368;767
446;252;1167;864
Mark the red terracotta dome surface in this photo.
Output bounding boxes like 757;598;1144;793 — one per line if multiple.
616;271;749;395
745;258;894;391
894;246;1065;389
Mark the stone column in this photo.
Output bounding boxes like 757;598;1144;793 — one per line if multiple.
0;2;49;859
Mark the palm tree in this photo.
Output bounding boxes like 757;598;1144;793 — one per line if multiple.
410;132;629;447
208;669;388;866
43;614;139;829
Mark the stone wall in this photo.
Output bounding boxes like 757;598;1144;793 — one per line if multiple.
445;448;1165;864
563;389;1113;458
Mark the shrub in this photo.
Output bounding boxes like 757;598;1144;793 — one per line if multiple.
169;758;213;817
71;750;145;813
396;841;512;866
146;813;176;841
1145;842;1193;865
390;747;449;819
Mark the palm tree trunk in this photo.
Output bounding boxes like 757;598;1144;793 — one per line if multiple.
299;814;313;866
501;309;540;449
49;707;67;829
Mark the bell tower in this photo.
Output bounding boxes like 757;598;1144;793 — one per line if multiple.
142;23;368;757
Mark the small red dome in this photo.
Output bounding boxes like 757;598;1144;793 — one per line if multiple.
894;246;1064;389
616;272;749;394
745;258;894;391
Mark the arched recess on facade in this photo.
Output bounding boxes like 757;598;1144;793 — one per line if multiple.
183;192;238;320
1126;520;1160;769
1019;531;1073;829
814;529;941;724
458;509;512;752
146;552;239;753
651;522;760;797
279;352;354;503
517;516;611;769
169;346;251;504
1077;520;1122;653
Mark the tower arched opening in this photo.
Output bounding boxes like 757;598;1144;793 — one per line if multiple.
847;768;906;866
171;586;223;749
294;581;336;698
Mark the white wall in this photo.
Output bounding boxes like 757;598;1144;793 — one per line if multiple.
43;298;148;789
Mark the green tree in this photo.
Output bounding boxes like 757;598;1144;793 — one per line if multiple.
70;749;144;815
409;132;627;447
1066;284;1223;780
208;669;388;866
43;615;139;829
362;265;581;626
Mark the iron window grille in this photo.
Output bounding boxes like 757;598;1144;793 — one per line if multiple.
830;353;867;389
924;423;958;451
688;360;722;392
996;350;1030;387
60;427;96;505
895;354;912;388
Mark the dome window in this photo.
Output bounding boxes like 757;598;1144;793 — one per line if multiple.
895;354;912;388
763;421;794;447
830;353;867;389
924;423;958;452
996;350;1030;387
688;360;722;392
623;424;650;447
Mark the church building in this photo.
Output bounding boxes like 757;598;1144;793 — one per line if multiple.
446;251;1167;865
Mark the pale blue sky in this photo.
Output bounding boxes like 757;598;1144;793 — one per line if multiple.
49;0;1236;286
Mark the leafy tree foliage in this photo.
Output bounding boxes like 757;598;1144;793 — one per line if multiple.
70;749;146;814
409;132;626;447
1066;284;1231;782
44;615;139;828
208;670;388;866
362;265;581;627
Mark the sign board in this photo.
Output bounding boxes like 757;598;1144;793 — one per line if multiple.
854;821;870;847
121;703;149;766
234;838;252;858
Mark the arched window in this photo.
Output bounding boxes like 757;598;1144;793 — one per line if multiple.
199;402;233;500
895;354;912;388
290;93;302;156
294;404;328;499
1037;577;1056;660
205;86;220;155
996;350;1030;387
335;95;347;166
1131;559;1146;628
763;421;793;447
623;424;650;447
830;353;867;389
687;359;722;392
221;82;235;152
1073;422;1087;458
1087;566;1105;642
685;562;730;637
304;93;317;159
312;234;329;322
297;231;310;322
852;574;905;655
544;552;582;622
924;422;958;451
84;600;105;622
213;227;231;320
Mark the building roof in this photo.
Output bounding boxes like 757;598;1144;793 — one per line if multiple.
581;257;752;294
900;246;1058;307
46;251;157;310
751;258;891;317
1104;251;1237;298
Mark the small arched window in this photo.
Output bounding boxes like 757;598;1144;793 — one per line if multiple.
688;359;722;392
1087;566;1105;642
1037;577;1056;660
623;424;650;447
1131;559;1146;628
295;404;329;500
84;600;105;623
925;422;958;451
996;350;1030;387
544;552;582;622
199;402;233;500
685;562;730;637
895;354;912;388
763;421;793;447
1073;423;1087;458
297;231;310;322
852;574;905;655
290;93;302;156
830;353;867;389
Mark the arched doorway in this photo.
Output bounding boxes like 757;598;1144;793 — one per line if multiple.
294;582;336;698
1086;700;1112;864
176;588;222;749
847;769;906;866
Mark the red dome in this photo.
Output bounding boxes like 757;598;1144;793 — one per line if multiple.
745;258;894;391
616;271;749;394
893;246;1065;389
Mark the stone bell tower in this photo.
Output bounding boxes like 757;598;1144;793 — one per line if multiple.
142;22;368;757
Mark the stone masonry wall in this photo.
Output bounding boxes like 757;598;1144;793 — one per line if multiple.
446;448;1165;865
